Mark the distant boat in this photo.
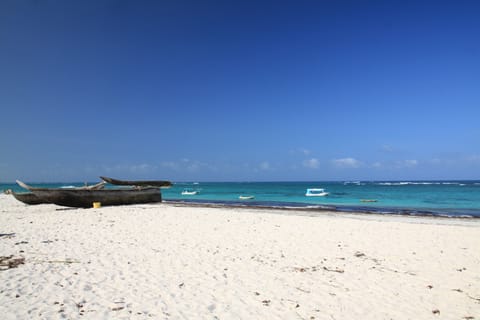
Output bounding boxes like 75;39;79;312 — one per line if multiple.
305;188;329;197
360;199;378;203
239;195;255;200
16;180;162;208
181;189;199;195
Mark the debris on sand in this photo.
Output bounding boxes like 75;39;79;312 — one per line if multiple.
0;255;25;270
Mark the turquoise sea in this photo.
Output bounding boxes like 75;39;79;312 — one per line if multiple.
2;180;480;218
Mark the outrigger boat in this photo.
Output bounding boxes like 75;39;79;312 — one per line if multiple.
16;180;106;191
100;176;172;188
16;179;166;208
8;181;107;205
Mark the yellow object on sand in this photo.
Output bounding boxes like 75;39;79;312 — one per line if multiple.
93;202;101;208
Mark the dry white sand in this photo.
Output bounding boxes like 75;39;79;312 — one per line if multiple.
1;194;479;319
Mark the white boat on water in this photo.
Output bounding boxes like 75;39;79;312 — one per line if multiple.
239;195;255;200
181;189;199;195
305;188;329;197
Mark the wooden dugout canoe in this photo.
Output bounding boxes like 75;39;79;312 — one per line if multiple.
16;181;162;208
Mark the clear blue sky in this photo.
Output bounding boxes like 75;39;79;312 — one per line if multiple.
1;0;479;182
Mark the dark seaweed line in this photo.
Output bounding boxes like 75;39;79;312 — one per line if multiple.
164;199;480;218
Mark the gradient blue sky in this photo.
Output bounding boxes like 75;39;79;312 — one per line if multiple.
1;0;479;182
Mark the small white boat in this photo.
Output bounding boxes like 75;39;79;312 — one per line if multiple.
181;189;199;195
305;188;329;197
239;195;255;200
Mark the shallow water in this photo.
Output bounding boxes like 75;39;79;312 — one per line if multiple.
165;181;480;217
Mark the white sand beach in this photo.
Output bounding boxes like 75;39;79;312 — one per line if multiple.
1;194;479;319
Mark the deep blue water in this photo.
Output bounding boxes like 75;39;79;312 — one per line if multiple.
3;180;479;218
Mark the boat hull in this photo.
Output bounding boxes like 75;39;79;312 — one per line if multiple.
11;192;44;205
29;188;162;208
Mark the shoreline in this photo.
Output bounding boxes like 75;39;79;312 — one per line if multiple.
164;198;480;219
1;195;480;319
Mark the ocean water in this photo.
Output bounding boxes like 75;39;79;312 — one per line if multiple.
2;180;479;218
